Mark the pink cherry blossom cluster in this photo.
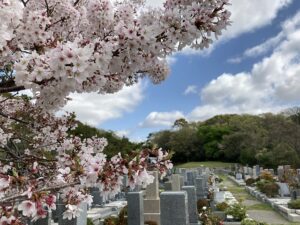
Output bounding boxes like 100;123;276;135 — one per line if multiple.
0;0;230;110
0;96;173;224
0;0;231;223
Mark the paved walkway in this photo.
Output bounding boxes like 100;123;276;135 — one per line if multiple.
222;177;294;225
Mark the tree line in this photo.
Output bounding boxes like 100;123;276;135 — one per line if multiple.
145;108;300;168
70;122;142;158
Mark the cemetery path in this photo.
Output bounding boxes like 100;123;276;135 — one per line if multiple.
222;177;293;225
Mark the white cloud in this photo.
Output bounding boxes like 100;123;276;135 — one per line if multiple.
181;0;292;55
166;55;177;65
184;85;198;95
139;111;185;128
188;11;300;121
115;130;130;138
62;82;144;126
227;10;300;63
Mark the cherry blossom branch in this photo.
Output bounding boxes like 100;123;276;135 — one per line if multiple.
0;110;29;125
0;181;80;204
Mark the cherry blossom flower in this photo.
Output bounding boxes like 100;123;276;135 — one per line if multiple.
18;201;37;218
0;0;230;223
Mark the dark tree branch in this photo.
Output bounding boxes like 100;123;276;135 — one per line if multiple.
0;111;29;125
19;0;29;7
74;0;80;6
0;85;25;94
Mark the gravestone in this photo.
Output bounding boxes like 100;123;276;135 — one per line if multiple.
234;164;239;173
286;169;296;183
186;172;195;186
235;173;242;180
276;182;290;197
122;175;128;190
53;197;64;223
90;187;103;207
284;165;291;172
269;169;275;176
171;174;181;191
255;165;260;176
133;185;142;192
58;203;87;225
252;167;257;179
197;167;204;176
296;169;300;179
214;191;226;203
205;167;210;175
160;192;189;225
127;191;144;225
164;181;172;191
260;167;264;174
277;166;284;182
243;167;248;175
195;178;206;200
179;168;187;182
144;171;160;225
182;186;199;225
248;167;253;176
291;189;300;200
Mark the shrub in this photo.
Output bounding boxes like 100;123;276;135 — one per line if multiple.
245;178;256;186
103;207;128;225
216;202;229;211
256;181;279;197
259;171;274;182
288;199;300;209
145;221;158;225
87;218;95;225
103;217;118;225
118;206;127;225
225;203;247;221
199;207;222;225
215;177;224;183
241;218;269;225
241;218;257;225
208;215;222;225
197;199;209;213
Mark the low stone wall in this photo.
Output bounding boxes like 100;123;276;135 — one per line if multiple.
228;176;246;186
245;186;300;222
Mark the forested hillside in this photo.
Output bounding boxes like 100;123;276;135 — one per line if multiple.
146;108;300;168
70;122;142;158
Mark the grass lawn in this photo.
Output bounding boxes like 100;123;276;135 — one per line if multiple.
176;161;233;169
247;203;273;211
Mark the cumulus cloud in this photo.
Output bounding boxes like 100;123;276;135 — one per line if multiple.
139;111;185;128
181;0;292;55
188;11;300;121
227;11;300;63
62;82;144;126
184;85;198;95
115;130;131;138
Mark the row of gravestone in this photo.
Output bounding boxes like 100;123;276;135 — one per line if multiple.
28;182;128;225
126;169;210;225
234;164;300;199
29;170;209;225
234;164;300;182
127;187;204;225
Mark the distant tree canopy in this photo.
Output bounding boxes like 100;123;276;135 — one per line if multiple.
147;109;300;168
70;122;141;158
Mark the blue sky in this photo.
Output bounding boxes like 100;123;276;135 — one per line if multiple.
64;0;300;142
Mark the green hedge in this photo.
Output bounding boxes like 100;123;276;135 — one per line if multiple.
288;199;300;209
